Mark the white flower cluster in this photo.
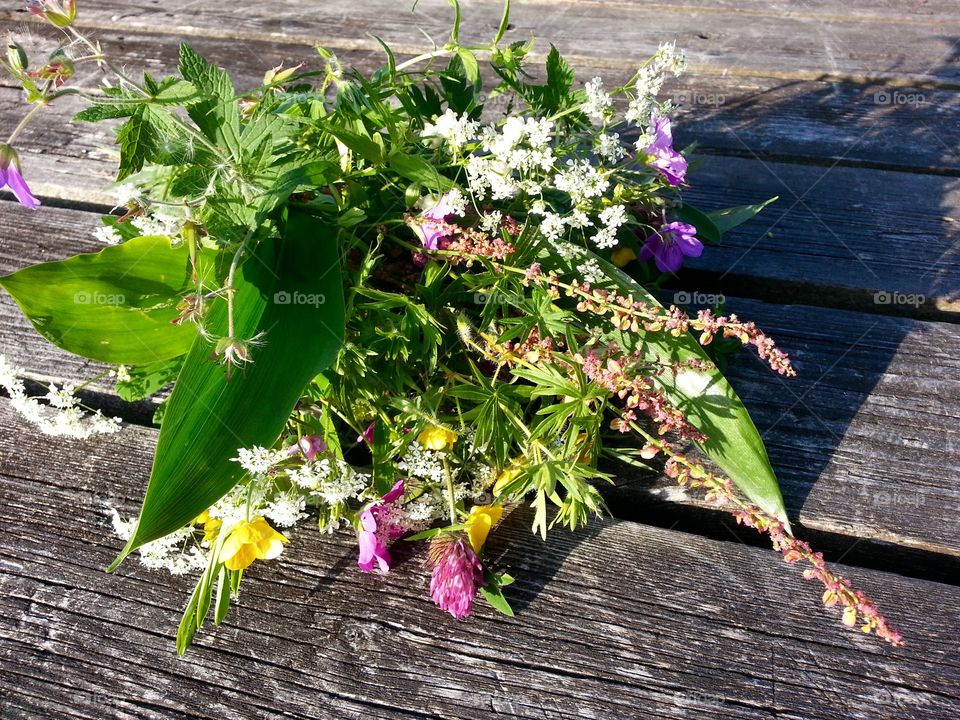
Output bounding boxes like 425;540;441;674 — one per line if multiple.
582;77;613;122
626;41;687;125
289;457;368;506
0;355;122;440
107;507;207;575
593;204;629;249
421;108;478;151
232;446;287;477
94;225;123;245
466;116;556;201
130;204;189;239
398;441;447;483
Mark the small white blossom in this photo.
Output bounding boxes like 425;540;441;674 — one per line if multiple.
592;204;630;250
582;77;613;122
0;356;121;439
566;209;593;230
576;259;606;285
265;492;308;528
421;109;478;151
553;159;609;205
525;117;554;148
539;212;566;241
94;225;123;245
479;210;502;233
398;442;446;483
232;446;285;477
597;133;626;163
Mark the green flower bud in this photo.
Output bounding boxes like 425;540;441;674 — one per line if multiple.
6;41;28;72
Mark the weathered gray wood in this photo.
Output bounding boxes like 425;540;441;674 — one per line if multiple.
3;0;956;83
681;156;960;317
608;296;960;557
3;24;956;175
1;400;958;720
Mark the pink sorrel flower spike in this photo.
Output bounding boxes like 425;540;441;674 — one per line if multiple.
0;144;40;209
428;535;485;619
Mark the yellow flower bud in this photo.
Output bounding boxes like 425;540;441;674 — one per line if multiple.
417;425;458;451
611;246;638;267
493;463;522;495
465;504;503;552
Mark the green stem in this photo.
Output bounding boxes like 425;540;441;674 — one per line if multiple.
5;103;46;145
442;458;457;525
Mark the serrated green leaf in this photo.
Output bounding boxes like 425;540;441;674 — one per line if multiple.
110;211;346;566
0;236;205;364
152;79;200;105
115;357;183;402
178;43;240;156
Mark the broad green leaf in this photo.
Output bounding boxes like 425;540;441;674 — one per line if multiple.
0;236;204;364
674;204;722;244
389;153;455;191
480;568;515;616
110;211;346;567
583;252;789;528
706;197;778;236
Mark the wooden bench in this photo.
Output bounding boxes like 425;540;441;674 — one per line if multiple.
1;1;958;717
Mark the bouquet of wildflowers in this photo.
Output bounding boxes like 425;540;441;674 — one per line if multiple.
0;1;902;653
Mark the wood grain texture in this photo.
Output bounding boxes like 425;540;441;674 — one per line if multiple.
3;24;956;177
680;157;960;317
2;0;957;83
1;400;958;720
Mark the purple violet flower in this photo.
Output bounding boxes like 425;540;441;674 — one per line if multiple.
644;110;687;186
640;221;703;273
0;144;40;209
428;536;485;619
357;479;405;573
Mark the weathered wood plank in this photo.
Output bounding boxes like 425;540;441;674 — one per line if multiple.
3;25;957;175
3;0;956;83
681;156;960;317
1;401;958;720
608;296;960;558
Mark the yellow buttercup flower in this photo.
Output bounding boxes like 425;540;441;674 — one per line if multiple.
202;517;222;545
418;425;458;451
493;466;520;495
465;504;503;552
611;247;638;267
219;517;288;571
193;510;222;544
